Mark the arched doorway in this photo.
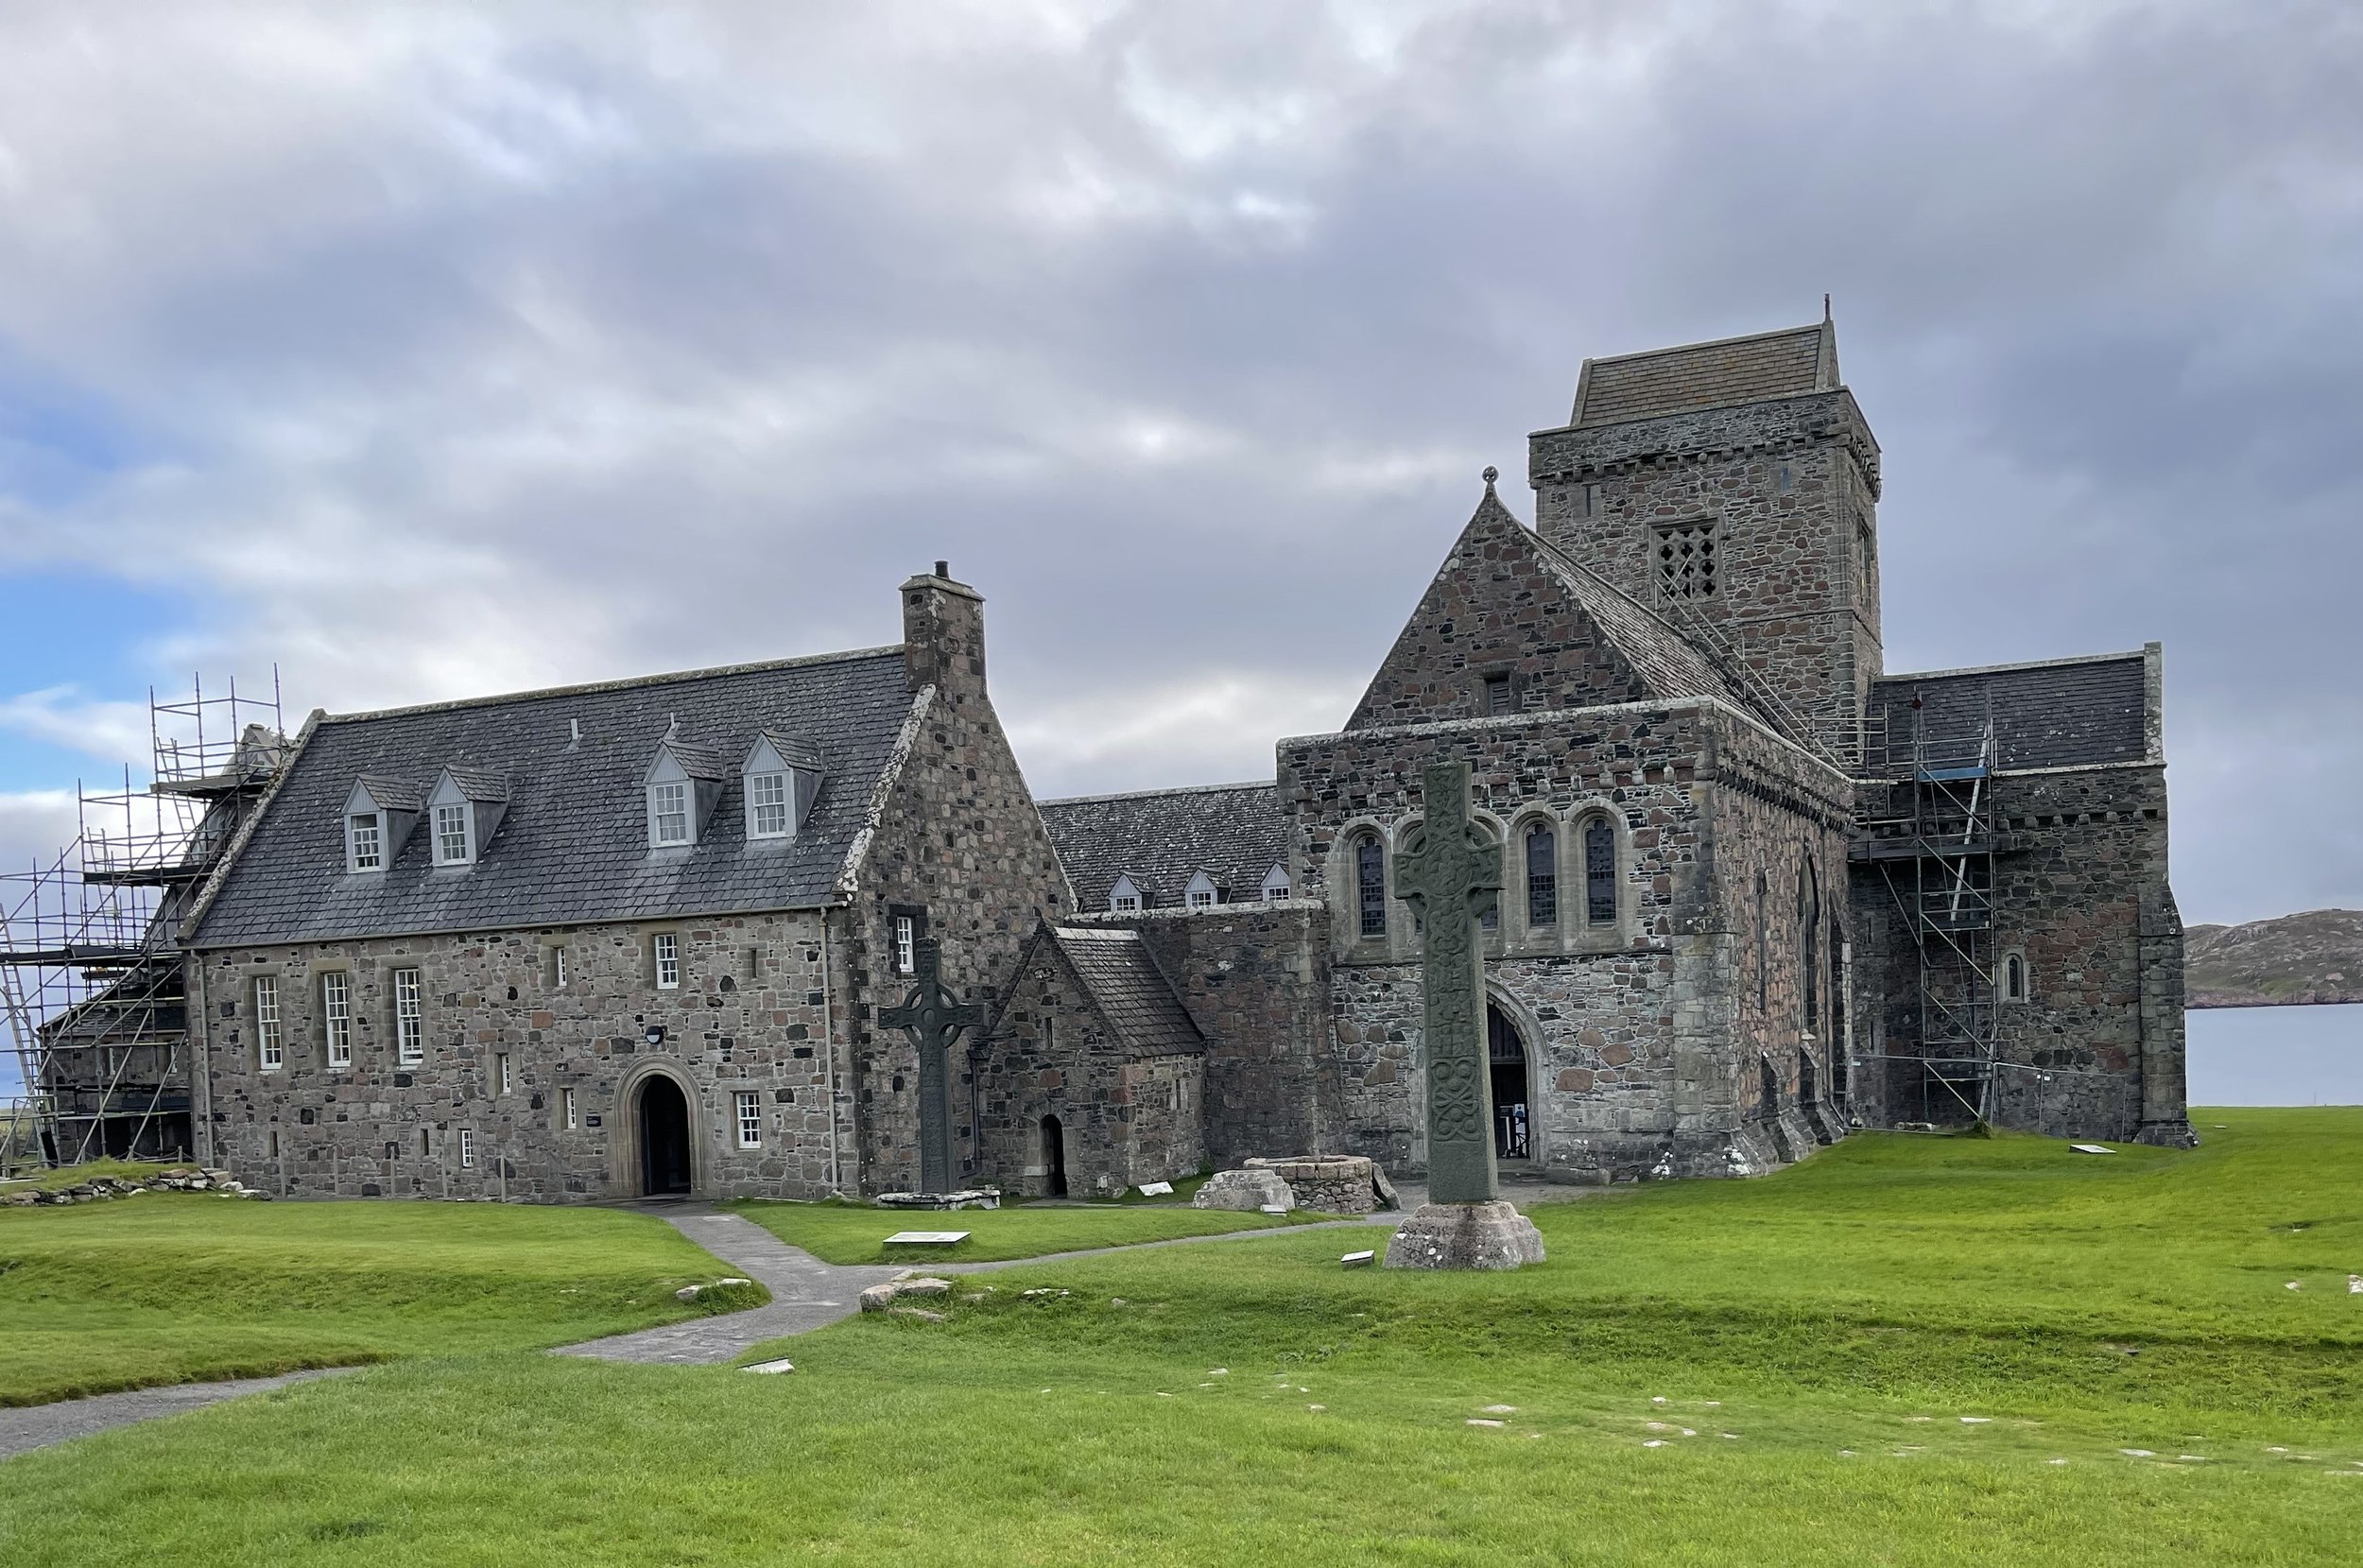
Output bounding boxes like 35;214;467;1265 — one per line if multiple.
1486;1002;1530;1162
639;1075;694;1196
1041;1114;1068;1198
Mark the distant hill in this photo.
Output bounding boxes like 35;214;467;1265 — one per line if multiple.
2185;908;2363;1008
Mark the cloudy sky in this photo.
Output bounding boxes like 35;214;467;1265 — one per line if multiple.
1;0;2357;966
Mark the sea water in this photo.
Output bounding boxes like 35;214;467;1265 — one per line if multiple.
2186;1003;2363;1106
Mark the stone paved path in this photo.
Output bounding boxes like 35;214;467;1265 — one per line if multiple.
556;1207;904;1365
0;1368;356;1463
0;1196;1458;1459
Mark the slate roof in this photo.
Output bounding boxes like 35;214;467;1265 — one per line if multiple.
1528;524;1762;721
1049;927;1204;1057
1037;782;1285;911
190;647;917;947
1869;652;2150;772
1572;319;1839;428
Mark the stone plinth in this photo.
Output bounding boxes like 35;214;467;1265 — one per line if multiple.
1192;1168;1294;1213
1383;1201;1545;1271
1244;1154;1380;1215
875;1189;1000;1211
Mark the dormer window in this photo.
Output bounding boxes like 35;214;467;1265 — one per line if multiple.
433;801;473;865
650;782;691;847
1261;865;1290;903
343;775;423;873
1110;874;1142;914
741;732;824;843
350;814;383;871
1184;870;1219;910
748;771;791;837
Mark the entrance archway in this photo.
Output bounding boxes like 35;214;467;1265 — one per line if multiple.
1486;1002;1530;1162
639;1075;694;1196
1041;1114;1068;1198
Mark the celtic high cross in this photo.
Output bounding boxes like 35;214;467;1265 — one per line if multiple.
879;939;984;1195
1393;759;1505;1205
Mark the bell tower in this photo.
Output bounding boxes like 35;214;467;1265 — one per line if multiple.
1526;312;1883;757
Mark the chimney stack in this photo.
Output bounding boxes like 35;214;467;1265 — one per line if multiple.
901;562;987;703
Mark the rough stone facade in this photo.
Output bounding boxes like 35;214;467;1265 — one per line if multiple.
174;315;2189;1200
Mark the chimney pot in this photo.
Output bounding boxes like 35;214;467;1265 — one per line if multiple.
935;560;949;579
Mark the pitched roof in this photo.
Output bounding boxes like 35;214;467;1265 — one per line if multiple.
191;647;916;947
1037;782;1285;911
1050;927;1204;1057
1572;319;1840;428
1869;652;2150;772
1526;519;1761;719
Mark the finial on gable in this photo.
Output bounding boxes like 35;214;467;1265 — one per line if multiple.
1482;465;1499;490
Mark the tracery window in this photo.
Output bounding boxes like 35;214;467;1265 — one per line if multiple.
1525;822;1558;927
1654;521;1717;600
1355;835;1387;939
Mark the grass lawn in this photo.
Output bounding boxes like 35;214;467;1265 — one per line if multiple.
4;1109;2361;1564
0;1198;760;1405
0;1157;173;1194
727;1194;1332;1264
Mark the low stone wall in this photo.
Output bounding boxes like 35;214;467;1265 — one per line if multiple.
1245;1154;1381;1215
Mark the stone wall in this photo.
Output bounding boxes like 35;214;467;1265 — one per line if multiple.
840;571;1076;1195
194;908;838;1200
1849;762;2180;1142
1529;389;1884;744
1281;698;1850;1181
973;954;1204;1197
1091;903;1337;1167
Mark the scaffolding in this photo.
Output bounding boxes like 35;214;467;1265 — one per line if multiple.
0;674;285;1169
1853;697;2000;1125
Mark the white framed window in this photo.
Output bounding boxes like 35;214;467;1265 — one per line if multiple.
433;801;472;866
892;915;916;975
653;932;681;990
349;813;383;871
458;1128;474;1169
1110;874;1142;914
1261;866;1290;903
1184;871;1218;910
393;967;423;1065
561;1087;577;1130
254;976;283;1071
551;946;568;989
321;972;352;1067
650;782;691;847
748;771;791;838
495;1052;512;1094
735;1090;762;1148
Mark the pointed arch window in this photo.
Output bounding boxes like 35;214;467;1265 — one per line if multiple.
1355;834;1388;939
1524;821;1557;927
2004;952;2027;1002
1583;818;1616;925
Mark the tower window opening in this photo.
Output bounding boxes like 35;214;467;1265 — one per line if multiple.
1654;521;1717;600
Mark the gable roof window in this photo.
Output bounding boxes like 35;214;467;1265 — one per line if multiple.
1184;870;1219;909
645;732;729;851
1109;874;1143;914
341;776;423;873
1261;864;1290;903
425;767;509;869
743;732;825;842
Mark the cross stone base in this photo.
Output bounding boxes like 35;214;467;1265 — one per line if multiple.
1382;1201;1546;1271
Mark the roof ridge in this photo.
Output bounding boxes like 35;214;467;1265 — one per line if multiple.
320;645;906;726
1876;649;2148;683
1582;319;1824;370
1036;779;1276;807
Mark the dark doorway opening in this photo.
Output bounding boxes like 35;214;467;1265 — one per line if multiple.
639;1076;693;1197
1042;1114;1068;1198
1486;1002;1530;1162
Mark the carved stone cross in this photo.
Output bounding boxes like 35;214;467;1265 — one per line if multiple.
880;939;984;1194
1393;759;1505;1205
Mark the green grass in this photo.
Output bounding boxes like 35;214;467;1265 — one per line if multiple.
726;1193;1333;1264
4;1109;2361;1564
0;1198;761;1405
0;1157;173;1194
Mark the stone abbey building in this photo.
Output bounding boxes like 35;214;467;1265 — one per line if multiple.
180;316;2193;1201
